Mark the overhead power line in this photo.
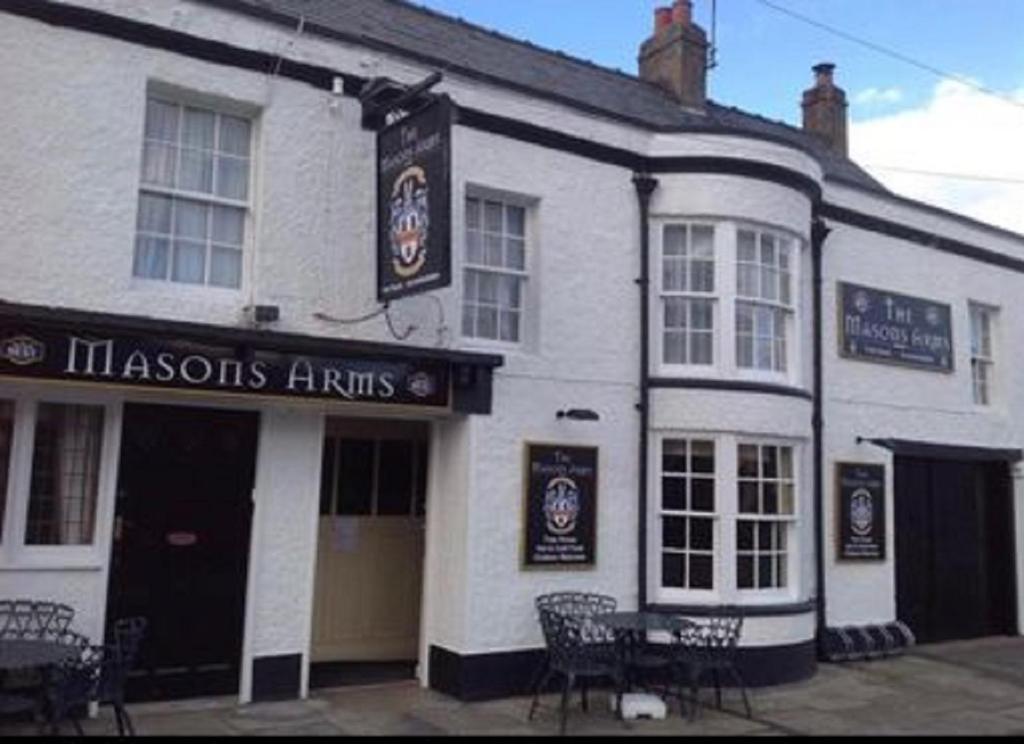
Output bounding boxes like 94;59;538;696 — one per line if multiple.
864;164;1024;186
753;0;1024;112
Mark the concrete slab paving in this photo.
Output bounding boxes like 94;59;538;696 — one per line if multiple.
4;637;1024;736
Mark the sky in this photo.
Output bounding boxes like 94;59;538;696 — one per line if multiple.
413;0;1024;234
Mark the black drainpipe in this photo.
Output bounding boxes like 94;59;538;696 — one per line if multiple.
811;214;831;655
633;173;659;610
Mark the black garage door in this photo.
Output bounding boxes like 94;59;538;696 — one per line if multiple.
895;457;1017;644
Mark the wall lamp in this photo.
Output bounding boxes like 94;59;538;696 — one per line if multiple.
556;408;601;422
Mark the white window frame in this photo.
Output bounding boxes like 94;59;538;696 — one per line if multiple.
735;441;797;594
735;226;796;379
459;189;536;350
969;302;997;407
0;384;121;570
651;431;802;606
657;223;718;372
657;438;718;595
132;95;254;292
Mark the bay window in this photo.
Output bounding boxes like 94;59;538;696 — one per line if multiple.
736;229;793;373
654;433;801;602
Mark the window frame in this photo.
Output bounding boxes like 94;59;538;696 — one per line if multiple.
968;302;997;407
460;192;533;348
132;95;255;292
651;431;803;606
658;438;718;594
734;226;796;377
0;385;121;570
657;223;718;371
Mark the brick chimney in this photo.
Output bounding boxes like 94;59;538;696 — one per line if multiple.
639;0;709;110
802;63;848;157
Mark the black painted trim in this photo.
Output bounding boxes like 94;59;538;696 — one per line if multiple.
429;641;816;700
252;654;301;702
0;0;364;95
649;377;813;401
820;203;1024;275
649;600;816;618
811;217;830;659
0;300;503;370
860;437;1023;464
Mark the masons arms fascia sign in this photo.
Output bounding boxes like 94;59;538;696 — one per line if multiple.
836;462;886;561
838;282;953;372
522;443;598;570
377;96;452;302
0;323;449;408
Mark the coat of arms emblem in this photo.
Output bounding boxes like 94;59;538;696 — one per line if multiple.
543;476;580;536
850;488;874;537
388;166;430;279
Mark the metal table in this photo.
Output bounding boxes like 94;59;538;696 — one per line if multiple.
594;612;696;718
0;639;80;718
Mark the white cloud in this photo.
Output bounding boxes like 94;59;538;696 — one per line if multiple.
853;87;903;106
850;79;1024;235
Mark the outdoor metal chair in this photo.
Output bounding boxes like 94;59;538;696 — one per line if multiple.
670;606;752;721
530;607;625;735
528;592;621;734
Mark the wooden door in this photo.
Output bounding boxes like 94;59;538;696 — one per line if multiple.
311;422;428;663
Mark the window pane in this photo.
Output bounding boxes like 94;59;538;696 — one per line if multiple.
219;115;251;157
477;306;498;339
758;555;774;588
690;518;713;550
737;265;759;298
0;401;12;541
175;200;209;240
663;516;687;549
762;446;778;478
662;440;687;474
179;148;214;193
506;205;525;237
478;272;498;303
209;247;242;288
465;197;480;229
499;310;520;342
738;445;759;477
145;99;179;142
337;439;374;516
484;234;503;267
689;554;713;589
484;201;503;232
499;275;521;309
663;257;685;292
780;483;795;515
691;478;714;512
691;226;714;259
133;236;169;280
211;205;245;246
377;440;414;515
738;481;758;513
506;238;525;270
737;555;754;589
690;332;712;365
183;107;215;149
738;230;756;262
142;142;177;187
663;553;685;588
137;193;172;234
216;156;249;201
763;482;779;514
25;404;104;546
691;441;714;474
664;225;686;257
466;229;483;264
691;260;714;293
172;240;206;284
662;476;686;511
737;521;754;551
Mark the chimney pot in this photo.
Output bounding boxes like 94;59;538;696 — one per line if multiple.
671;0;693;26
654;6;673;33
802;63;848;158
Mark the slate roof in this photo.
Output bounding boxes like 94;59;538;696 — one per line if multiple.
198;0;887;193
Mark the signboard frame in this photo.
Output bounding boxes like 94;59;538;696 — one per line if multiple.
836;461;887;561
376;95;453;303
837;281;954;373
521;442;598;571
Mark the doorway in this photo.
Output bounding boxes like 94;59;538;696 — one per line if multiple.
106;403;259;701
895;457;1017;644
310;418;428;688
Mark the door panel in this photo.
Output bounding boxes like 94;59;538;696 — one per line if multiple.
107;404;258;701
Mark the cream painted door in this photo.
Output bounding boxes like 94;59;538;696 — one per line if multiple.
311;422;428;663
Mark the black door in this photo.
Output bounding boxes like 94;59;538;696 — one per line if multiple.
895;457;1017;644
106;403;259;701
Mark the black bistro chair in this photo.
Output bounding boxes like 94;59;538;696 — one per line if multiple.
671;606;752;721
528;592;623;735
45;617;147;736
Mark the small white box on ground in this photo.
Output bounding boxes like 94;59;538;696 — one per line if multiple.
608;692;668;720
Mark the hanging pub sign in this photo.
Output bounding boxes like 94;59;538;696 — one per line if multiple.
838;282;953;372
0;322;449;408
522;443;598;569
377;96;452;302
837;462;886;560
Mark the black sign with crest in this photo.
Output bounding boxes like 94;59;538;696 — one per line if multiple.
377;96;452;302
837;462;886;560
522;443;598;569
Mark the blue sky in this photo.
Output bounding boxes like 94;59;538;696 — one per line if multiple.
414;0;1024;233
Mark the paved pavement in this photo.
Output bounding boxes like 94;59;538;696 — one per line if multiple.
5;636;1024;736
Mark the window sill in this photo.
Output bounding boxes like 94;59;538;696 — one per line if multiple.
649;598;815;618
0;560;104;572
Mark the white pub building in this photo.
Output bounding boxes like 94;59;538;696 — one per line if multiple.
1;0;1023;703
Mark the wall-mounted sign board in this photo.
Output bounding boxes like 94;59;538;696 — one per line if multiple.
377;96;452;302
837;462;886;561
522;443;598;570
838;282;953;372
